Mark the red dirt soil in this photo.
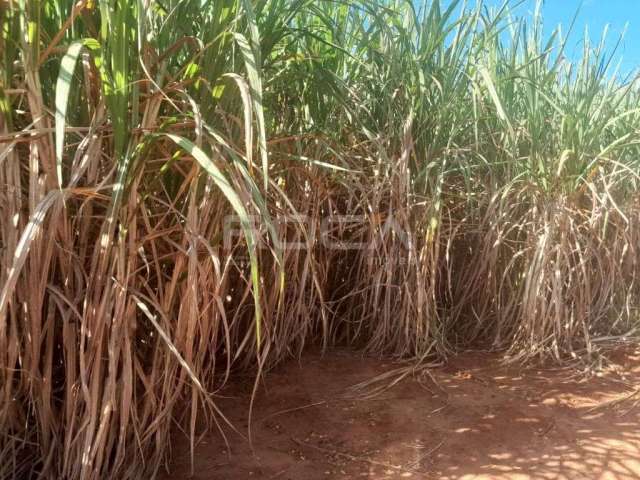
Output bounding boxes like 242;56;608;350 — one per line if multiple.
161;347;640;479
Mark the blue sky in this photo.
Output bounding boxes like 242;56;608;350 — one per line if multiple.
455;1;640;75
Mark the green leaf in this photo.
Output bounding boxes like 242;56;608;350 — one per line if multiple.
478;65;515;140
233;32;269;192
163;133;264;349
55;41;84;187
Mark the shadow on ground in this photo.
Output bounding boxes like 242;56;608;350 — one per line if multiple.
162;347;640;479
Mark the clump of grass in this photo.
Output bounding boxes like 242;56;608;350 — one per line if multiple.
1;0;639;478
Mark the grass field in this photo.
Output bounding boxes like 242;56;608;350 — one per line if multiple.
1;0;639;478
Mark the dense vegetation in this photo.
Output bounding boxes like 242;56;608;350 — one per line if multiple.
1;0;638;477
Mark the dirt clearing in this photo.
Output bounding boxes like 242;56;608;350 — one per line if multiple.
163;348;640;479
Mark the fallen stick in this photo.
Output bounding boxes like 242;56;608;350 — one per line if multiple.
405;439;444;470
586;388;640;413
258;401;327;424
291;437;427;475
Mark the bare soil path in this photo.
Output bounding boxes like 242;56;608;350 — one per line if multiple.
162;348;640;479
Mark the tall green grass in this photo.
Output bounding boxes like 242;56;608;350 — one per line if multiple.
1;0;639;478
